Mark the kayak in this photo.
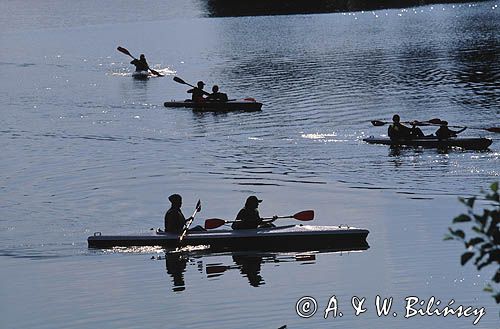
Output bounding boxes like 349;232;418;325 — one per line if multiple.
163;99;263;112
132;71;150;80
363;136;492;150
88;224;369;251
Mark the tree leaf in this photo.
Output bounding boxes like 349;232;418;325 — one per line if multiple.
452;229;465;239
466;197;476;209
443;235;454;241
467;237;484;247
493;270;500;284
490;181;498;193
461;252;475;266
453;214;471;223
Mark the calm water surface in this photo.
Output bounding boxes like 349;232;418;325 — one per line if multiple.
1;1;499;328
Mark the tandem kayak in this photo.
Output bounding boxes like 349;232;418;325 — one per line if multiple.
132;71;150;80
363;136;492;150
88;224;369;251
163;99;263;112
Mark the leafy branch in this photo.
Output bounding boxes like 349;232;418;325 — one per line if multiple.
445;182;500;304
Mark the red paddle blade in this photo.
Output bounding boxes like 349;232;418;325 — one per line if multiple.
206;265;229;275
486;127;500;133
204;218;226;229
293;210;314;221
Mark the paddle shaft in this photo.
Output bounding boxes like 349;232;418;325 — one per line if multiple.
178;200;201;245
204;210;314;229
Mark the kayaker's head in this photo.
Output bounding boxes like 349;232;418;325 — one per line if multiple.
197;81;205;89
168;194;182;208
212;85;219;93
245;195;262;209
440;121;448;126
140;54;145;60
392;114;400;123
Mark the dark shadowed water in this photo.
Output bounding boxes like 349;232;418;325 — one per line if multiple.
1;1;499;328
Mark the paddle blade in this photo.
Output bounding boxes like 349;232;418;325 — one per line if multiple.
371;120;387;127
427;118;443;124
173;76;187;85
117;46;132;57
205;218;226;229
293;210;314;221
195;200;202;212
485;127;500;133
150;68;164;77
206;265;229;275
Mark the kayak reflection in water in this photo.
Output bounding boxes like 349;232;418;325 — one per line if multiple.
231;196;278;230
388;114;425;140
130;54;149;72
206;85;228;102
187;81;208;103
435;121;466;139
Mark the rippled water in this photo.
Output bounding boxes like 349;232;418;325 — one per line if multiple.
1;1;499;328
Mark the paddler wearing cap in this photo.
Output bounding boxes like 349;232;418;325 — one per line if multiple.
231;196;278;230
187;80;207;103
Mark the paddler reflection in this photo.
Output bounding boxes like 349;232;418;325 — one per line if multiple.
205;254;265;287
232;254;264;287
164;253;188;292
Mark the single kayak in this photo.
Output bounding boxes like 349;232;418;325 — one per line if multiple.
363;136;492;150
132;71;150;80
163;99;263;112
88;224;369;251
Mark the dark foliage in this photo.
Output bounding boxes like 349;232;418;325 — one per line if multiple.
445;182;500;304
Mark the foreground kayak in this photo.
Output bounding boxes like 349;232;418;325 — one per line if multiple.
132;71;150;80
163;99;263;112
88;224;369;251
363;136;492;150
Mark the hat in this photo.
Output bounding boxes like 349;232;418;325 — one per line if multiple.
197;81;205;86
168;194;182;203
246;195;262;203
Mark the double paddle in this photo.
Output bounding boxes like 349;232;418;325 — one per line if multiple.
117;46;163;77
371;118;500;133
173;76;212;96
204;210;315;229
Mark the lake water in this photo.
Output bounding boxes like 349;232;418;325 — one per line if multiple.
1;1;499;328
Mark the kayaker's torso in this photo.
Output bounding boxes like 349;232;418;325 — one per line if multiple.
232;207;262;230
164;207;186;234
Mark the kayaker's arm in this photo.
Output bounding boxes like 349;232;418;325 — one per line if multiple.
261;215;278;224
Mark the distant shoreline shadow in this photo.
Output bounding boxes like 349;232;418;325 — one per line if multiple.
204;0;488;17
